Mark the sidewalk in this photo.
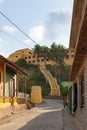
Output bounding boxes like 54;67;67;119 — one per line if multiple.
63;108;80;130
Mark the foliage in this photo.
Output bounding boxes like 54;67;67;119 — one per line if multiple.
25;65;51;96
60;86;69;96
33;44;49;64
59;81;73;96
33;42;71;82
15;42;71;96
33;43;69;65
49;42;69;64
33;44;49;57
46;64;71;82
59;64;71;81
15;60;51;96
14;58;28;69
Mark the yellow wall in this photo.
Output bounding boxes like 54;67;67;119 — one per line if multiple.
64;58;73;65
64;49;74;65
8;48;74;66
8;48;56;65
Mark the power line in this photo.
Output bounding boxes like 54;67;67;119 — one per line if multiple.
0;11;38;44
0;29;30;47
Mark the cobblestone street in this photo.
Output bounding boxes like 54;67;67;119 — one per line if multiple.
0;99;79;130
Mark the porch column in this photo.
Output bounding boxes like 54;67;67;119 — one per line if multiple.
14;75;16;97
3;63;6;102
16;72;19;97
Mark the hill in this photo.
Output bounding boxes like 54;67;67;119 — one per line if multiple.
14;58;51;96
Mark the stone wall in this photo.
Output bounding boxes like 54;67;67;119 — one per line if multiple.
75;61;87;130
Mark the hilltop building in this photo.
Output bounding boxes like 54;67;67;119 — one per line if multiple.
8;48;73;66
8;48;56;65
64;48;74;65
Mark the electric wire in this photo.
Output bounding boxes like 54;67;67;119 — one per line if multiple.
0;29;30;47
0;11;38;45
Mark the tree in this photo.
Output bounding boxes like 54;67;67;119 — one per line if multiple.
46;43;70;82
49;42;69;65
14;58;28;69
33;44;49;65
33;44;42;56
33;43;71;82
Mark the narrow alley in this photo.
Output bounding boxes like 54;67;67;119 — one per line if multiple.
0;99;79;130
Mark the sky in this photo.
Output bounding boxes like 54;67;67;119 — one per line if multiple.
0;0;73;57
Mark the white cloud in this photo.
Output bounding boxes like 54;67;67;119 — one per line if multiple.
23;39;32;47
23;39;36;49
0;37;8;46
45;9;71;42
0;38;3;43
0;0;5;5
2;25;17;33
23;39;31;44
0;37;9;57
29;25;46;42
26;9;72;48
0;38;5;46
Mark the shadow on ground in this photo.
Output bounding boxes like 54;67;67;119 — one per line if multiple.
18;108;63;130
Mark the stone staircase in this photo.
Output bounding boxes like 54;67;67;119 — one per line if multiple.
40;65;60;96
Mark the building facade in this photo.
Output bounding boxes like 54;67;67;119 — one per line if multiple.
64;48;74;65
0;55;27;118
69;0;87;130
8;48;73;66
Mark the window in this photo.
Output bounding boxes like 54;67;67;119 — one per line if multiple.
41;59;44;62
46;58;49;61
71;54;74;58
28;61;31;64
28;56;31;59
37;59;40;62
25;57;27;59
33;55;35;58
29;51;32;54
15;56;18;58
33;60;35;63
